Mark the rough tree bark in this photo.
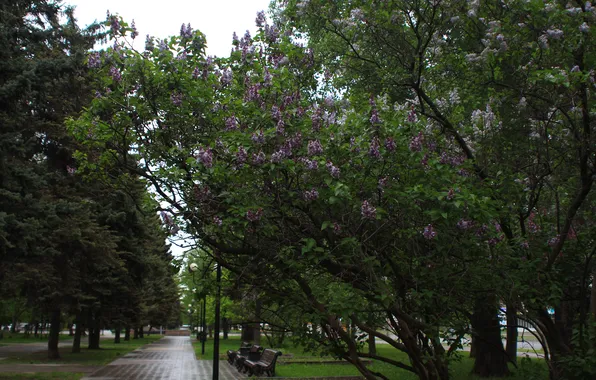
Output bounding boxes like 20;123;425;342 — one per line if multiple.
114;323;121;343
72;315;82;353
505;304;518;365
471;298;509;377
47;309;61;360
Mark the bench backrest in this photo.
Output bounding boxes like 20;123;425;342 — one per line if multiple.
260;349;282;365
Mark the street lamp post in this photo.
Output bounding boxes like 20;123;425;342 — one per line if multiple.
189;258;222;380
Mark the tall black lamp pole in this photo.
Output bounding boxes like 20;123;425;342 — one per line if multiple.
212;262;222;380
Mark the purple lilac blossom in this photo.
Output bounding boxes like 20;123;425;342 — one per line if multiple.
130;20;138;39
88;52;101;68
361;200;377;220
385;137;396;152
246;208;263;222
252;151;266;165
303;188;319;201
256;11;266;27
409;132;424;152
171;92;183;106
423;224;437;239
109;66;121;82
369;137;381;158
307;140;323;156
326;161;340;178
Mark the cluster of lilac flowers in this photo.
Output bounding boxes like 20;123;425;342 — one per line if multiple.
180;23;193;39
192;67;201;79
370;109;381;125
369;137;381;158
221;69;233;86
195;147;213;168
212;216;223;226
407;107;418;123
548;235;560;247
276;120;285;135
446;188;455;200
160;211;180;234
251;130;265;144
457;219;474;230
307;140;323;156
235;146;247;166
225;116;238;131
423;224;437;239
109;14;120;35
130;20;138;39
361;200;377;220
246;208;263;222
440;152;466;166
326;161;340;178
385;137;396;152
66;166;76;175
170;92;183;106
303;188;319;201
109;66;121;82
333;222;342;234
255;11;266;28
252;151;266;165
409;132;424;152
88;52;101;68
301;158;318;170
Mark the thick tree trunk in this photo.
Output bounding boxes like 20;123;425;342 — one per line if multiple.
469;334;477;358
505;305;518;364
139;325;144;338
124;325;130;341
114;324;121;344
47;309;61;360
88;325;100;349
368;332;376;356
253;299;261;344
592;267;596;319
223;318;229;340
34;323;39;337
133;326;139;339
471;298;509;377
241;323;254;341
72;320;82;353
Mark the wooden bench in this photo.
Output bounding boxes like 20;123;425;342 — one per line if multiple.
243;348;283;377
234;344;263;371
227;341;251;364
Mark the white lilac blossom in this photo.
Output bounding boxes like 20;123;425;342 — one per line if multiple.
580;22;590;33
271;150;284;163
546;29;564;39
361;200;377;220
457;219;474;230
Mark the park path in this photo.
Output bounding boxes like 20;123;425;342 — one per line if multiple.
82;336;243;380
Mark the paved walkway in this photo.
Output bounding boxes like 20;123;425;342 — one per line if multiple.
82;336;243;380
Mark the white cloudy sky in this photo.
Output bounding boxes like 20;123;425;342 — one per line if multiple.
65;0;273;57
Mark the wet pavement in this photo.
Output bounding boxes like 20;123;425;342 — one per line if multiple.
82;336;244;380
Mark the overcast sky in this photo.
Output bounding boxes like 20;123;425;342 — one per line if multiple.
65;0;273;57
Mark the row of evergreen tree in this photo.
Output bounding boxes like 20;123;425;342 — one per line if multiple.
0;1;179;358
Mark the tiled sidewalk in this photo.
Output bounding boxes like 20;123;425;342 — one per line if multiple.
82;336;243;380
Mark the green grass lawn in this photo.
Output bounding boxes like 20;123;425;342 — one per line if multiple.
0;373;83;380
0;333;73;344
0;336;163;365
198;336;549;379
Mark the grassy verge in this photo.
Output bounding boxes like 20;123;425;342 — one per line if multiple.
201;336;548;379
0;374;83;380
0;333;73;344
0;336;163;365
